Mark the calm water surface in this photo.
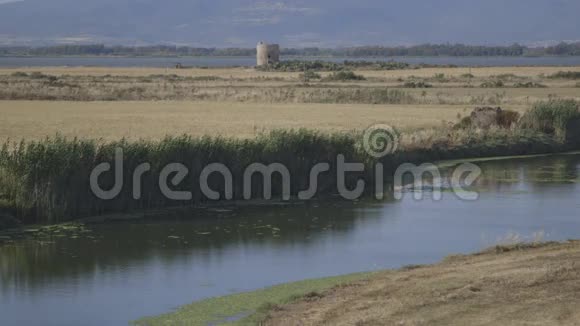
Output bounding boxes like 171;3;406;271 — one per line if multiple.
1;154;580;325
1;56;580;68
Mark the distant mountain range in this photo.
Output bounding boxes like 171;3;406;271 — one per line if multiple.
0;0;579;47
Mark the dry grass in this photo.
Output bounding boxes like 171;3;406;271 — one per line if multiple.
0;66;576;142
0;101;487;141
264;241;580;326
1;67;579;105
2;66;580;79
0;66;300;79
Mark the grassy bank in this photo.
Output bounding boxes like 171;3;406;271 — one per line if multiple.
264;241;580;325
0;127;570;226
0;99;578;226
134;272;372;326
0;130;373;224
135;240;580;325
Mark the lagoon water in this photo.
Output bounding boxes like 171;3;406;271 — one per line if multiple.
2;56;580;68
1;154;580;325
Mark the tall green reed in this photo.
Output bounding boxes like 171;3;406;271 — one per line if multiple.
0;130;374;224
0;122;576;226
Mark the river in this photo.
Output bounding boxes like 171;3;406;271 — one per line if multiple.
1;153;579;325
1;56;580;68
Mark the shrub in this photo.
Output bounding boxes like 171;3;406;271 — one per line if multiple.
403;81;433;88
189;76;225;81
309;88;415;104
481;80;504;88
519;99;580;139
453;116;473;130
497;110;521;128
299;71;322;82
256;60;414;72
513;82;547;88
10;72;28;77
453;108;520;130
323;71;366;81
461;73;475;78
548;71;580;80
29;71;58;82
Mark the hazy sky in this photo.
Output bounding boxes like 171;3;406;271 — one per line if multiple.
0;0;579;46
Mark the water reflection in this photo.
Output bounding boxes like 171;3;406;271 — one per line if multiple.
448;154;580;192
1;154;580;326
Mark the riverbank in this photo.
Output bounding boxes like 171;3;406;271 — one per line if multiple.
1;99;579;226
264;241;580;325
0;126;571;226
138;240;580;325
134;272;373;326
2;151;579;326
0;63;579;226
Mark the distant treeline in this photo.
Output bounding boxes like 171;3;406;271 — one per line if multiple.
1;42;580;57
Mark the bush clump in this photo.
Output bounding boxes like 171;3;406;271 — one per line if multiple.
299;71;322;82
323;71;366;81
480;80;504;88
519;99;580;139
497;110;521;128
454;107;520;130
403;81;433;88
256;60;414;72
548;71;580;80
10;72;29;77
513;82;547;88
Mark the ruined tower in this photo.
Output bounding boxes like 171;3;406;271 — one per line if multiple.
256;42;280;66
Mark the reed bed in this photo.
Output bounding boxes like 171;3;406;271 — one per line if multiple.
0;130;372;224
0;125;572;226
519;99;580;140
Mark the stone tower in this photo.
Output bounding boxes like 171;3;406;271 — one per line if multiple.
256;42;280;66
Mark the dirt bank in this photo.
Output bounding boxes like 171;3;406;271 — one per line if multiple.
264;241;580;325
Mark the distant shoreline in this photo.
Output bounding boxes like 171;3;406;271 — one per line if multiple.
2;55;580;58
2;56;580;69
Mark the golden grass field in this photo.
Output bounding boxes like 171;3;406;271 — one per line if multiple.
0;101;489;141
0;66;578;141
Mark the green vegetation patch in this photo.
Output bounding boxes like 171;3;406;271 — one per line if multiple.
323;71;366;81
513;82;547;88
519;99;580;140
480;80;504;88
255;60;414;72
548;71;580;80
134;272;371;326
403;81;433;88
299;71;322;82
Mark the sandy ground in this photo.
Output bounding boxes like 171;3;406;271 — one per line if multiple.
264;241;580;326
